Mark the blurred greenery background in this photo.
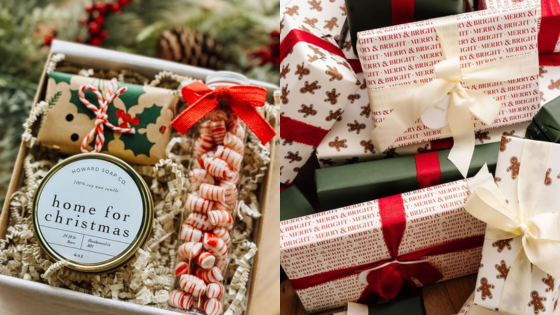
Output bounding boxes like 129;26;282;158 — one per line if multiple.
0;0;279;203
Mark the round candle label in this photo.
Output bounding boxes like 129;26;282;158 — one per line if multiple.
33;153;153;272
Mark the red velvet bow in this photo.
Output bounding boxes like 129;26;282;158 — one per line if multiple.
171;81;276;144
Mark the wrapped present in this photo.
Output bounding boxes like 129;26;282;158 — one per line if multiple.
281;0;348;41
527;94;560;142
36;71;178;165
280;15;359;185
281;185;316;221
343;0;466;54
357;6;540;177
316;65;560;167
479;0;560;61
334;296;426;315
465;137;560;315
280;175;494;312
316;142;500;211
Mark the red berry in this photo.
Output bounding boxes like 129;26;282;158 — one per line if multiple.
116;109;125;118
130;117;140;126
123;113;132;122
118;0;131;5
95;2;108;14
85;5;94;13
110;3;121;12
94;16;105;25
119;122;129;129
88;21;100;34
43;35;54;46
76;36;84;43
90;37;102;46
79;17;88;25
99;30;108;40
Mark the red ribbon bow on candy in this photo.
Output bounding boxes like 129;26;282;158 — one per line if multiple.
289;194;484;303
171;81;276;144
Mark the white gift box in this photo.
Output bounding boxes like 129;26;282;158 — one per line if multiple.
0;40;279;315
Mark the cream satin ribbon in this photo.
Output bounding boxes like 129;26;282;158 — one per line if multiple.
465;141;560;315
368;15;539;177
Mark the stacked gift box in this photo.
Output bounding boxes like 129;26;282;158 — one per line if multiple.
281;0;560;313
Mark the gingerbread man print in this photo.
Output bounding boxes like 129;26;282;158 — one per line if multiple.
324;88;340;105
308;0;322;11
326;108;343;122
285;151;302;163
360;105;371;118
347;120;365;134
300;81;321;94
303;17;318;28
347;93;360;104
280;64;290;79
295;63;310;80
506;157;520;180
492;238;513;253
543;274;555;292
500;135;512;152
319;158;336;166
285;5;299;16
549;79;560;90
344;157;359;165
528;291;547;315
325;65;342;81
476;278;495;300
495;260;510;280
545;168;552;186
383;147;399;158
360;140;375;154
323;17;338;31
298;104;317;118
539;66;548;78
475;130;491;143
281;85;290;104
329;136;347;151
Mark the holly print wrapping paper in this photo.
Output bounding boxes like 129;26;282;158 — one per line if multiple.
36;72;178;165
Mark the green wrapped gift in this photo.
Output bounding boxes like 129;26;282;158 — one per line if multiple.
336;296;426;315
280;185;316;222
316;142;500;211
343;0;465;54
526;95;560;142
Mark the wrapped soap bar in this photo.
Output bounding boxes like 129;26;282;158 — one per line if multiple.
316;142;500;211
36;71;178;165
281;175;491;312
465;137;560;315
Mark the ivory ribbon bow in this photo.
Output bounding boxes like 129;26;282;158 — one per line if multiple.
465;142;560;315
368;16;539;177
78;79;135;153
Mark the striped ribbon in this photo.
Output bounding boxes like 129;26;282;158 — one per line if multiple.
78;78;135;153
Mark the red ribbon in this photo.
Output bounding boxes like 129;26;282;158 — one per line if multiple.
281;28;363;74
280;115;330;147
538;0;560;54
414;151;441;189
171;82;276;145
392;0;416;26
289;194;484;302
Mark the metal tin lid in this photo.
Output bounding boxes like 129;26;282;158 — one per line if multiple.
206;71;249;89
32;153;153;273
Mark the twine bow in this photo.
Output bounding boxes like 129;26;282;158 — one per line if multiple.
171;81;276;144
366;15;539;177
466;142;560;315
78;78;135;153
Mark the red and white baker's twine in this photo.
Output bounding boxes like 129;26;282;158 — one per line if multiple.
172;108;245;314
78;78;135;153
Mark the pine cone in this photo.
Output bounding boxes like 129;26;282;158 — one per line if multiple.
157;27;226;70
